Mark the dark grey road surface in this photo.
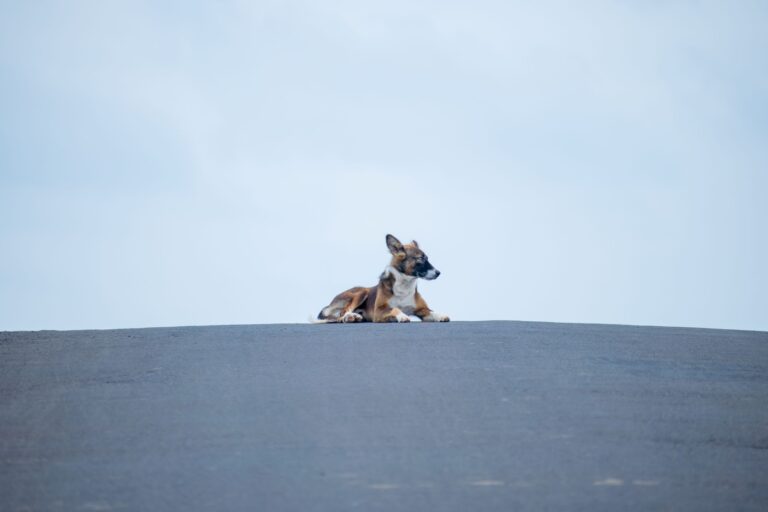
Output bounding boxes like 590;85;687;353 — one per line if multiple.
2;321;767;511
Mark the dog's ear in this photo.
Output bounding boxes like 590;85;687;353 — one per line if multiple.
386;234;405;256
411;240;419;249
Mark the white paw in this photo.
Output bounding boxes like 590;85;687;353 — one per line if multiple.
341;312;363;323
395;312;411;323
424;312;450;322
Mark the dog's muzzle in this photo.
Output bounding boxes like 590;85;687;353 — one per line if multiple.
423;269;441;280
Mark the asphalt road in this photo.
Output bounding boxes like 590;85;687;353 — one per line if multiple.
1;321;767;511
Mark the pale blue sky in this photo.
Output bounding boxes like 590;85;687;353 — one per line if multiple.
1;1;766;331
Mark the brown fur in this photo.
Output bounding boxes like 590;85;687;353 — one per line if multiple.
317;235;449;323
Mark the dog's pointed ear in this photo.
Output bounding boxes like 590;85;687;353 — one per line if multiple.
411;240;419;249
386;234;405;256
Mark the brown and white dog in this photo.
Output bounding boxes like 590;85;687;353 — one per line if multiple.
316;234;450;323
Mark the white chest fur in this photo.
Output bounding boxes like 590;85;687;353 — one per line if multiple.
384;266;418;314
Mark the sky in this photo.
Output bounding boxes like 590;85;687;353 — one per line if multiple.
1;1;766;331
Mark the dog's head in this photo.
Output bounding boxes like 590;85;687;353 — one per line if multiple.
386;234;440;280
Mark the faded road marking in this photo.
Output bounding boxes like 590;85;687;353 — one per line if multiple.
593;478;624;486
368;483;400;490
470;480;505;486
81;503;113;511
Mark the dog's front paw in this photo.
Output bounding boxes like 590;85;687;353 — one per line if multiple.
385;312;411;323
424;312;450;322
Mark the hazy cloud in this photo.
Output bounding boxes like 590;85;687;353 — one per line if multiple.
1;1;766;330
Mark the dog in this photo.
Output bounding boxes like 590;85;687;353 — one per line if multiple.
316;234;450;323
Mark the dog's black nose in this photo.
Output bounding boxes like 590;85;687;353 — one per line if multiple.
435;270;441;278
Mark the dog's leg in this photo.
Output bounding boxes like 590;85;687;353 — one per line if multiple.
318;287;369;323
381;307;411;323
413;292;450;322
340;288;368;323
373;294;410;323
340;311;364;323
419;311;450;322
